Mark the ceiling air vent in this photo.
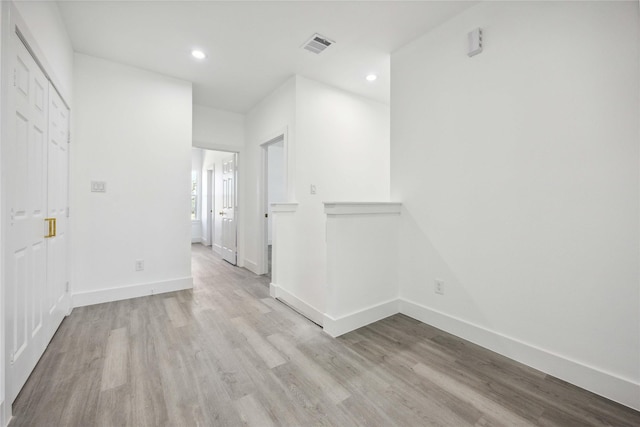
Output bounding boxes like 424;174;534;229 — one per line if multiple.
302;33;335;54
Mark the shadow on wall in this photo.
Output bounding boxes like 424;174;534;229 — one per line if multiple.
398;206;506;352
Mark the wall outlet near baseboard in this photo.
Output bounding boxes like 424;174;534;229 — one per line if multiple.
135;259;144;271
435;279;445;295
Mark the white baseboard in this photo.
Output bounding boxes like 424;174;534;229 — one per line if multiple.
244;258;259;274
269;283;324;326
269;282;277;298
191;237;201;243
72;277;193;308
212;243;222;254
1;400;9;427
323;299;399;338
399;298;640;411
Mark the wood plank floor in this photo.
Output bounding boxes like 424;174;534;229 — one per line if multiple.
11;244;640;426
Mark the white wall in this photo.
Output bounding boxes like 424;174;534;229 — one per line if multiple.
193;104;244;151
324;203;401;337
289;75;391;317
0;2;74;423
71;53;193;306
12;0;73;101
267;141;285;244
391;1;639;409
245;77;297;273
248;75;390;319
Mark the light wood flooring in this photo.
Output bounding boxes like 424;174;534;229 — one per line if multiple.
10;244;640;426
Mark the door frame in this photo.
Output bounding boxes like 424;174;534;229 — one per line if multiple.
206;167;214;246
0;3;72;423
258;128;289;276
221;152;238;265
192;143;243;266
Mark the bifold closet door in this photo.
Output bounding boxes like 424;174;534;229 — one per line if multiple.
5;31;71;404
5;32;50;403
46;83;71;339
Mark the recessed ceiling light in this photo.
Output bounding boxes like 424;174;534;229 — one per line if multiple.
366;74;377;82
191;50;206;60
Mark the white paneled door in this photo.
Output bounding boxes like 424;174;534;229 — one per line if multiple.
4;32;70;404
221;153;237;265
46;83;71;335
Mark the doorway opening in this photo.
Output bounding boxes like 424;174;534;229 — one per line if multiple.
191;147;239;266
261;135;287;278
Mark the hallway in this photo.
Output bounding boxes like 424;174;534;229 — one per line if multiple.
9;244;640;426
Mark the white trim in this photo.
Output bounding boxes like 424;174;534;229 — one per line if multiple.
323;299;400;338
205;167;214;249
212;243;222;255
1;400;9;427
0;2;7;421
191;237;202;243
192;144;242;270
270;283;324;326
324;202;402;216
399;298;640;411
72;277;193;308
269;283;278;298
244;258;259;274
192;140;244;155
258;128;289;276
271;203;298;213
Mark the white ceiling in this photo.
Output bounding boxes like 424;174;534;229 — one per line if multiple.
57;1;476;113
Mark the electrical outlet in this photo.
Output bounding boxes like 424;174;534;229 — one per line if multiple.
435;279;445;295
135;259;144;271
310;184;317;195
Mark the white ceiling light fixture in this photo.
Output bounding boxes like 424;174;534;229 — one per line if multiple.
366;74;377;82
191;49;206;60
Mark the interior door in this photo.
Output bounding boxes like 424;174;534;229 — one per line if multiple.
5;33;50;403
221;153;237;265
207;169;213;247
46;83;70;336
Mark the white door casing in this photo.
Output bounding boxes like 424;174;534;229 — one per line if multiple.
221;153;237;265
206;168;213;247
4;32;70;403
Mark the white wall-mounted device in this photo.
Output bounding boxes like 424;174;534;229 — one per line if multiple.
467;27;483;57
91;181;107;192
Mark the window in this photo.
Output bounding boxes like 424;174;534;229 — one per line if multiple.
191;170;198;220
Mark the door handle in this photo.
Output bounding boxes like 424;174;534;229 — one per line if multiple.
44;218;56;238
219;211;225;216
